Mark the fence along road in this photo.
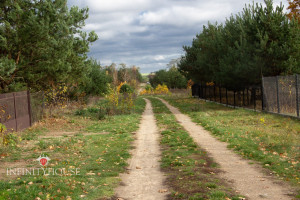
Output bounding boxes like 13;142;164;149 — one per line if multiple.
262;74;299;118
192;74;300;119
0;91;32;132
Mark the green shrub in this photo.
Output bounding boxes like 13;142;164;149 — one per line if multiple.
98;107;106;120
75;109;86;116
119;84;133;93
87;107;99;113
145;84;153;91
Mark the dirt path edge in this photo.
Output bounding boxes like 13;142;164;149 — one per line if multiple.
115;98;168;200
158;97;296;200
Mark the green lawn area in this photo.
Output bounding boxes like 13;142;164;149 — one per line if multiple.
162;95;300;191
1;93;299;199
0;98;145;200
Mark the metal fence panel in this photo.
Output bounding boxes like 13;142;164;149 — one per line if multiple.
192;75;299;118
0;93;17;132
0;91;32;132
15;91;31;131
278;75;297;116
192;84;200;97
262;75;299;117
262;77;278;113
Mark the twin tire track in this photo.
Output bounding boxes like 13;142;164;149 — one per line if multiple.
116;99;168;200
116;98;293;200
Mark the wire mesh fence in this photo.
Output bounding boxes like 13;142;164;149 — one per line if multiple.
192;84;262;110
192;74;300;118
262;75;299;117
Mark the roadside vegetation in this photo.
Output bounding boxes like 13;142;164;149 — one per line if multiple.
162;95;300;193
149;97;244;200
149;66;187;89
0;0;299;199
179;0;299;91
0;98;145;200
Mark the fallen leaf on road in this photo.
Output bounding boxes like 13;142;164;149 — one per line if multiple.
158;189;168;193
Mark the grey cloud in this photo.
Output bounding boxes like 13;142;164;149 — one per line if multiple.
68;0;288;73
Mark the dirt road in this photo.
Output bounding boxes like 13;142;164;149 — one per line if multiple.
158;98;294;200
115;99;168;200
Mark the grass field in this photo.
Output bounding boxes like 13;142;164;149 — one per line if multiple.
149;97;244;200
0;98;146;200
162;96;300;192
0;93;299;199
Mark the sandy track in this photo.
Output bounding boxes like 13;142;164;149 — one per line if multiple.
159;98;294;200
115;99;168;200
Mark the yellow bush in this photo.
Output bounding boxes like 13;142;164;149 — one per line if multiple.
106;82;135;114
140;84;170;95
117;81;126;93
187;79;194;89
206;82;214;86
107;85;119;108
154;84;170;94
139;89;148;95
45;85;69;109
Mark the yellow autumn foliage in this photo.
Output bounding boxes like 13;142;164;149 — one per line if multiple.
106;82;135;114
140;84;170;95
45;85;69;109
187;79;194;89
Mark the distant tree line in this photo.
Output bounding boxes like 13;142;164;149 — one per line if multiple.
149;66;187;89
105;63;143;90
179;0;300;91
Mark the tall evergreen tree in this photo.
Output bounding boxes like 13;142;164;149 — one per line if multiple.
179;0;299;90
0;0;98;92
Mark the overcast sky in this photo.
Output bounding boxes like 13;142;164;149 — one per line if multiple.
67;0;289;73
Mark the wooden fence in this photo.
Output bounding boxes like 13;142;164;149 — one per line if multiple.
0;91;32;132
